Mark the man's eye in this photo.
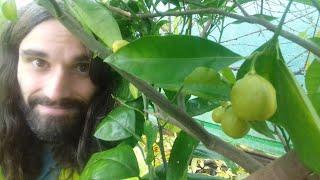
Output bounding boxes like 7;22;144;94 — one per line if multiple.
32;59;48;69
76;63;90;73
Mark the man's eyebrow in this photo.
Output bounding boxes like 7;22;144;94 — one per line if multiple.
19;49;48;58
73;54;91;62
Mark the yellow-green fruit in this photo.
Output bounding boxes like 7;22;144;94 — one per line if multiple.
211;106;225;123
2;0;17;21
221;108;250;139
112;40;129;52
231;73;277;121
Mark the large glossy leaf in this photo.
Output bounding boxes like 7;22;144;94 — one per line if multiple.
70;0;122;47
275;58;320;173
167;131;199;180
81;144;139;180
105;35;242;90
94;106;135;141
237;39;320;173
306;59;320;115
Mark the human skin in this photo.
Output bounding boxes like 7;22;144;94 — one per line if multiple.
17;19;96;131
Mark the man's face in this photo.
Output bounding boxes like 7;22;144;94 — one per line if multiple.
17;19;96;142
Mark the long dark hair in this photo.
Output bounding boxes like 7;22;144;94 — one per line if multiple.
0;3;118;179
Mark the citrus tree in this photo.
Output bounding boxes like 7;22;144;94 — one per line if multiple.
1;0;320;179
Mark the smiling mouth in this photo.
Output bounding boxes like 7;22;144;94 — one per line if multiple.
36;105;76;116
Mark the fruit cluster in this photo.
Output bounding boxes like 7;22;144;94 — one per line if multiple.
211;72;277;139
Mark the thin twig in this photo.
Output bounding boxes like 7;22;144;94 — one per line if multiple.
156;119;168;172
273;0;294;39
233;0;249;16
274;125;290;152
200;19;212;38
304;12;320;70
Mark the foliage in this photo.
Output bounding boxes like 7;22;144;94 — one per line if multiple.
3;0;320;178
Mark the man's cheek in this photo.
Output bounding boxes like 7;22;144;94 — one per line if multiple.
17;76;34;103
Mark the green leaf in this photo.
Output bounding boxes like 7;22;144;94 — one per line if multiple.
144;120;158;164
1;0;17;21
275;57;320;173
81;144;139;180
306;59;320;115
122;98;145;147
71;0;122;47
105;35;242;89
238;39;320;173
186;97;220;117
94;106;135;141
167;131;199;180
250;121;275;139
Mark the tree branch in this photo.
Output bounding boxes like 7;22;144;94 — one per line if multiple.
104;5;320;58
273;0;293;39
233;0;249;16
37;0;264;173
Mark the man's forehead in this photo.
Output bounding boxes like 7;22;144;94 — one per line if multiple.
19;19;91;61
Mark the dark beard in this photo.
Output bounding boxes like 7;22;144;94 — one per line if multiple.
22;95;88;144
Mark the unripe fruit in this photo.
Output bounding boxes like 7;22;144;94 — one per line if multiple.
221;108;250;139
231;73;277;121
112;40;129;53
211;106;225;123
2;0;17;21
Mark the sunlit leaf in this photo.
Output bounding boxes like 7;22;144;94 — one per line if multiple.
81;144;139;179
70;0;122;47
105;35;242;92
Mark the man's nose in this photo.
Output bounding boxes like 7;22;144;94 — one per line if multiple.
43;68;71;101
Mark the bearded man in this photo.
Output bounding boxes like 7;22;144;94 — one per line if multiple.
0;2;118;179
